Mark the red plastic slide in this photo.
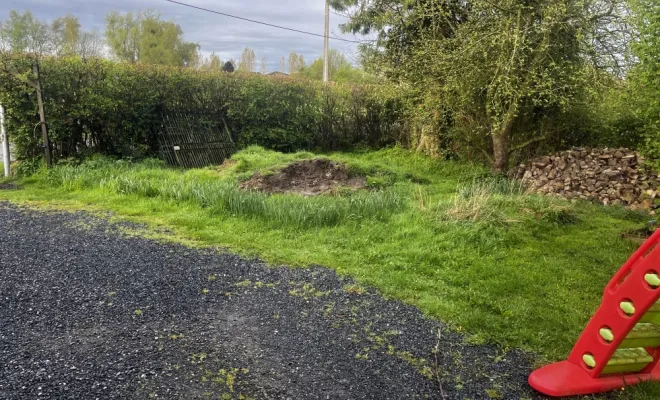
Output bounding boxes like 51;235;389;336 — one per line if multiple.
529;228;660;396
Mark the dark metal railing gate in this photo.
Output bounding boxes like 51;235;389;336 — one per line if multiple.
157;113;236;168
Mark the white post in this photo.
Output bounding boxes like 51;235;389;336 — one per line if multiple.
0;104;10;177
323;0;330;83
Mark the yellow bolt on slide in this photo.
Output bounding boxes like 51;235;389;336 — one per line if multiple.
645;273;660;288
620;301;635;316
599;328;614;343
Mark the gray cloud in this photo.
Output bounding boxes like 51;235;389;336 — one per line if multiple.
2;0;365;71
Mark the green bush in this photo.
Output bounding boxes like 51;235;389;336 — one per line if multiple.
0;56;406;161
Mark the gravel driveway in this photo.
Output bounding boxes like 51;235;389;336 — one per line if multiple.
0;202;539;399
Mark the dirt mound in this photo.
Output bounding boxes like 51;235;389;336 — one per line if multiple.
240;159;366;196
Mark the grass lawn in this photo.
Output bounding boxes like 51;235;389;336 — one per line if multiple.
2;146;660;398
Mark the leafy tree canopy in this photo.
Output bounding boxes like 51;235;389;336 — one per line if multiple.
297;48;376;84
0;10;103;58
332;0;631;171
105;10;199;67
222;60;235;73
629;0;660;164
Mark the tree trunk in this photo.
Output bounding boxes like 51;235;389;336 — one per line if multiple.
491;101;518;174
416;123;441;157
491;122;512;174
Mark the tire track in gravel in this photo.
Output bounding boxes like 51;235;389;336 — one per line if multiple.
0;202;541;399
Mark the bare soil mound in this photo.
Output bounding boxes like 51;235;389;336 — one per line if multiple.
240;159;366;196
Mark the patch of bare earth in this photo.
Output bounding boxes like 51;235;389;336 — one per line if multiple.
240;159;366;196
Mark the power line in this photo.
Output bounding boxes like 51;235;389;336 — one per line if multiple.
163;0;372;44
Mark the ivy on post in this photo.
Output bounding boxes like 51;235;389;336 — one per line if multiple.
32;61;52;168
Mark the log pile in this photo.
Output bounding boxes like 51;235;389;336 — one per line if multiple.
512;148;659;210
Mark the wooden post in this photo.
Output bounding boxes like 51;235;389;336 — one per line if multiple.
33;61;52;168
0;104;10;177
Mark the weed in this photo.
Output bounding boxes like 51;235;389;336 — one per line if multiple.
323;302;335;317
343;284;366;295
203;367;249;393
190;353;207;364
485;388;504;399
288;282;330;299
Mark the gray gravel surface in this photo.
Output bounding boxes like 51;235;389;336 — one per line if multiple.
0;202;541;399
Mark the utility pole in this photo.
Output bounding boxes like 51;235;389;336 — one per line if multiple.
323;0;330;83
0;104;9;177
33;61;52;168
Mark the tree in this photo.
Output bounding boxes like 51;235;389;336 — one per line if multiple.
260;56;267;74
279;56;286;73
299;49;372;83
222;60;235;72
76;28;104;59
104;11;142;62
0;10;51;54
105;10;198;66
332;0;630;172
237;47;256;72
287;52;305;74
629;0;660;163
0;11;104;58
208;52;222;70
51;14;80;56
200;52;223;70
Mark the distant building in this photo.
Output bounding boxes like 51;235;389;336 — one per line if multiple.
266;72;289;77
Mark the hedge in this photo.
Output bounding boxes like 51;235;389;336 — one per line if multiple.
0;56;407;161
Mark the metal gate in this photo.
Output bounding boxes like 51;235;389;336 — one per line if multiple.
157;113;236;168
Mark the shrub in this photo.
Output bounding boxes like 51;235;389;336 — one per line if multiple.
0;55;407;162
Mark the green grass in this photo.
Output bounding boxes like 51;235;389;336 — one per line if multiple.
2;146;659;399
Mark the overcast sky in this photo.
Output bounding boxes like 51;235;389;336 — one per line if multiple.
2;0;365;72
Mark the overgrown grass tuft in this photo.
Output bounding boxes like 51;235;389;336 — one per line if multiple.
42;154;404;227
440;178;577;226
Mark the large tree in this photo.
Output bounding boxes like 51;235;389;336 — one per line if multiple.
104;11;142;62
629;0;660;162
76;28;104;59
332;0;630;172
0;11;104;58
105;10;198;66
0;10;51;54
51;14;80;56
